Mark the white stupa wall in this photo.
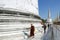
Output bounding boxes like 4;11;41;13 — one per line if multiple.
0;0;44;40
0;0;38;15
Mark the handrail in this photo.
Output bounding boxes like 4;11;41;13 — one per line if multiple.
52;25;60;32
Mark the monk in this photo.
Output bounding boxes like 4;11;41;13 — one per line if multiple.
30;24;35;37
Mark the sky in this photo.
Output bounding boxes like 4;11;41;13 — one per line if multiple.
38;0;60;19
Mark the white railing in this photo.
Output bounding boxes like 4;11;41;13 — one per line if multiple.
43;24;60;40
52;25;60;40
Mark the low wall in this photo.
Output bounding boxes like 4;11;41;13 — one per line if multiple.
43;24;60;40
52;25;60;40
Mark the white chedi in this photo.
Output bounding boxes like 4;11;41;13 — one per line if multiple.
0;0;44;40
0;0;38;15
46;9;53;24
47;18;52;24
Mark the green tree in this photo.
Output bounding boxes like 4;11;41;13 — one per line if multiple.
41;19;46;23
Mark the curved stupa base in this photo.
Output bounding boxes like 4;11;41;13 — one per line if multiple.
0;10;44;40
0;0;44;39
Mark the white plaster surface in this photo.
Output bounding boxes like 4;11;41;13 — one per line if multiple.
0;0;38;15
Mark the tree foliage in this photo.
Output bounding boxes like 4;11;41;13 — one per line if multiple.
41;19;46;23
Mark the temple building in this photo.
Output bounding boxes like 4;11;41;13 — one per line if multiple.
54;12;60;25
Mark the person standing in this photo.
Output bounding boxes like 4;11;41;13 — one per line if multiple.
41;21;46;33
48;24;49;28
42;24;46;33
30;24;35;37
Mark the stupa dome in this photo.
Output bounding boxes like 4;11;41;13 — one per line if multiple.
0;0;39;16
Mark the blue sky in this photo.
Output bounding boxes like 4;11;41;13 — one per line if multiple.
38;0;60;19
